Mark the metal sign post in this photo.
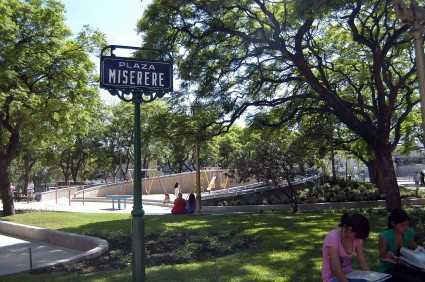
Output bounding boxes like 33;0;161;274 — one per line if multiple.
100;45;173;282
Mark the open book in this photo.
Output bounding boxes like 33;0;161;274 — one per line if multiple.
346;270;392;282
400;247;425;270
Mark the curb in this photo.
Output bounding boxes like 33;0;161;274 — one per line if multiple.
0;220;109;274
201;198;425;214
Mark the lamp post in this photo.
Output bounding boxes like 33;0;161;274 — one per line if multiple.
394;0;425;142
132;94;144;281
412;24;425;142
100;45;173;282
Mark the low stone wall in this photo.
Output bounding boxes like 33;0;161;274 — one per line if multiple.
0;220;108;262
202;198;425;213
74;182;133;198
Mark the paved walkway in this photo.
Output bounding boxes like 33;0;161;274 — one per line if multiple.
3;198;171;214
0;234;82;276
3;178;422;215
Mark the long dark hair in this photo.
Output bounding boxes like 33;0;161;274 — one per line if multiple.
339;213;370;239
188;193;196;205
387;209;410;229
174;182;179;188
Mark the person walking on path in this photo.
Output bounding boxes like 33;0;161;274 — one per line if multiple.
415;171;421;187
27;181;34;201
174;182;181;198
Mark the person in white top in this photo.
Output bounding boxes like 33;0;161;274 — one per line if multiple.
174;182;181;198
27;181;34;201
10;183;15;193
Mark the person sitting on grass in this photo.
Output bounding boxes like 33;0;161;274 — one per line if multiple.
322;213;370;282
379;209;425;282
171;193;186;215
186;193;196;214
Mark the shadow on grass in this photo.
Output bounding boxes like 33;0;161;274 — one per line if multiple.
1;211;390;282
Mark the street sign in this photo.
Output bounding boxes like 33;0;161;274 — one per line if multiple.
100;57;173;92
99;45;173;282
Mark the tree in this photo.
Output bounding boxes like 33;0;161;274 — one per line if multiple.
235;126;321;212
212;126;244;169
150;96;229;173
0;0;105;215
138;0;422;209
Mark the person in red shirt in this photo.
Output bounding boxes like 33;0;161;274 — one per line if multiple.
171;193;186;214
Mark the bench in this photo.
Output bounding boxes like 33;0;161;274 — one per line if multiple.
106;195;132;210
13;192;33;202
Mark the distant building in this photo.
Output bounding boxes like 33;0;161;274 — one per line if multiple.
393;150;425;177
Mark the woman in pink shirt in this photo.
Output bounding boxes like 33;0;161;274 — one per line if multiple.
322;213;370;282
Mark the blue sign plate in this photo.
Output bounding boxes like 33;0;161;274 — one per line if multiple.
100;57;173;92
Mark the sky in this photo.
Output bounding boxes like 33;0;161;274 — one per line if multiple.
61;0;248;125
62;0;152;103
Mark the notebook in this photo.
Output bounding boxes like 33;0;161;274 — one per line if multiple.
400;247;425;270
346;270;392;282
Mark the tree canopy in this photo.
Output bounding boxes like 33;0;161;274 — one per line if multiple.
138;0;422;210
0;0;105;215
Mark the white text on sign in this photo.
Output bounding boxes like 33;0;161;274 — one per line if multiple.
108;61;165;87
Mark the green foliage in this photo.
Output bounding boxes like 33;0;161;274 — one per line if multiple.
231;126;324;212
211;126;244;168
138;0;420;209
299;179;381;203
0;0;105;213
294;0;348;18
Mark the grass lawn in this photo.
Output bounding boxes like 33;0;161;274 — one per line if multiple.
0;210;390;282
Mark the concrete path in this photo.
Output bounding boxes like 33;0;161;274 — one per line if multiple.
0;234;82;276
2;199;171;214
3;178;422;215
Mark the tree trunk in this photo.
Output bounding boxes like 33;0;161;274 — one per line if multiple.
21;155;36;194
60;151;71;185
195;142;201;214
330;147;336;181
365;159;376;184
298;162;306;175
345;158;348;180
124;150;131;179
111;166;118;181
142;155;149;179
71;153;86;184
22;173;30;195
0;158;15;216
284;179;298;213
143;156;149;170
373;147;401;210
71;171;78;184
